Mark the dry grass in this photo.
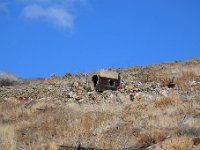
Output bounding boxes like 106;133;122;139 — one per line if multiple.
0;125;16;150
155;136;193;150
0;59;200;149
154;93;180;108
0;96;199;149
137;129;167;148
0;93;197;149
176;71;199;90
121;60;200;89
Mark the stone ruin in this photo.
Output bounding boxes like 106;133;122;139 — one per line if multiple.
91;69;120;92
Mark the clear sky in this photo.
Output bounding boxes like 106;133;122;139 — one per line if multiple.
0;0;200;78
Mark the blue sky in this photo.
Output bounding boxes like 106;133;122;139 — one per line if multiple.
0;0;200;78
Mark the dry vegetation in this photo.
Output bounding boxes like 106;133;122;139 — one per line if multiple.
154;93;180;108
0;58;200;150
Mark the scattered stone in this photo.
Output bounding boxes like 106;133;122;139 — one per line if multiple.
67;92;74;98
193;137;200;145
77;89;83;95
182;116;200;128
74;95;82;101
134;92;142;101
125;85;134;92
160;90;168;97
88;92;97;100
93;128;103;136
73;81;80;89
17;128;31;136
130;93;135;101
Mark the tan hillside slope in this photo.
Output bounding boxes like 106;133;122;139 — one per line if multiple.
0;58;200;150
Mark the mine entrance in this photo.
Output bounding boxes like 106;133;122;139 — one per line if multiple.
92;75;98;87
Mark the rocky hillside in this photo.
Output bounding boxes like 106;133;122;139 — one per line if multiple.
0;58;200;150
0;71;22;87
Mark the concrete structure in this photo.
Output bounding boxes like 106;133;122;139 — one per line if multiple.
92;70;120;92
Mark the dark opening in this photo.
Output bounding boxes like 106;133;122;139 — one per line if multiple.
109;80;115;86
92;75;98;87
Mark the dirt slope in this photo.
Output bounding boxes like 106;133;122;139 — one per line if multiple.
0;58;200;150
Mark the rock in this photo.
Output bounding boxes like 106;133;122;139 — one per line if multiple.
190;81;197;86
65;84;72;91
182;116;200;128
17;128;31;136
102;90;112;99
77;89;83;95
93;128;103;136
160;90;168;97
134;92;142;101
67;91;74;98
125;85;133;91
125;85;139;92
73;81;79;88
193;137;200;145
88;92;97;100
130;93;135;101
74;95;82;101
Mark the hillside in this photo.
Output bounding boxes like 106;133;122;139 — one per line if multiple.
0;58;200;150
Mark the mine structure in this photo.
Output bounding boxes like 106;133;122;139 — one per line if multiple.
92;70;120;92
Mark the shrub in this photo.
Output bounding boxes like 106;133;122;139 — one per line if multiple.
137;129;167;148
64;72;72;78
176;71;198;90
154;93;180;108
155;136;193;150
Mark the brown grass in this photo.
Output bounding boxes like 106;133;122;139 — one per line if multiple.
176;70;199;90
0;59;200;149
154;93;180;108
155;136;193;150
137;128;167;148
0;125;16;150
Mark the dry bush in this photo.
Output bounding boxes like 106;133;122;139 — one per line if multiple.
176;71;199;89
137;129;167;148
63;72;72;78
155;136;193;150
131;65;172;86
154;93;180;108
12;107;118;149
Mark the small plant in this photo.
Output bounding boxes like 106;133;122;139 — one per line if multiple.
64;72;72;78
